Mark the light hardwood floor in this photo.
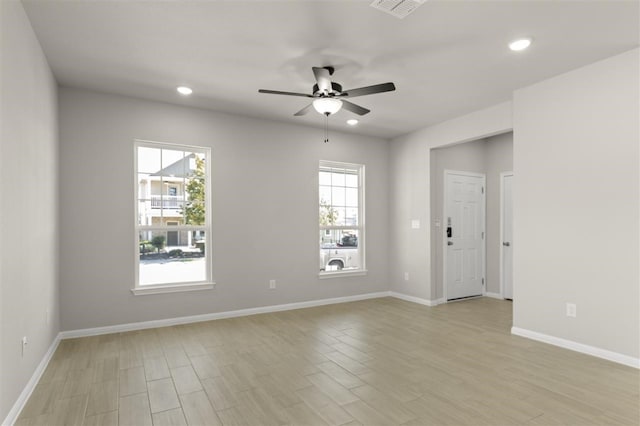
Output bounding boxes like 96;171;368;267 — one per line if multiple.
16;297;639;425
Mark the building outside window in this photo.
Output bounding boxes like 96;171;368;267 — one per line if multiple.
134;140;212;293
319;160;365;276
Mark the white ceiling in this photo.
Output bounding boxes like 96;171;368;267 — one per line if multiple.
22;0;639;139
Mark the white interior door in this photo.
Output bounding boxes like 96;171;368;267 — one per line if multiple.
445;171;485;300
501;173;514;300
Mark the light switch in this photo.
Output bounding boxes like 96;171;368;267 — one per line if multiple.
411;219;420;229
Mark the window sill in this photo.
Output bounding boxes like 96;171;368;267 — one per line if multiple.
318;270;368;280
131;282;215;296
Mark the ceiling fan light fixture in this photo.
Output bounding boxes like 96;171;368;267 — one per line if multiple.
313;98;342;115
347;119;359;126
509;37;532;51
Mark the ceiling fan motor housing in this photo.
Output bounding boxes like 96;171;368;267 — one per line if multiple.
313;82;342;96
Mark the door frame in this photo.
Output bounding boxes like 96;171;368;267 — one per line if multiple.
442;170;486;302
499;171;514;299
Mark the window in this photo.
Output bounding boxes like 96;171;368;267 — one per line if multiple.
319;161;365;276
134;140;213;294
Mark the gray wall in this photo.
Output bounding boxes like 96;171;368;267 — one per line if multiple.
429;134;513;300
513;49;639;358
429;140;486;301
485;134;514;296
58;88;390;331
0;0;60;421
389;103;512;302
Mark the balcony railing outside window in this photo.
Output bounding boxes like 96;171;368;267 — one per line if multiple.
150;195;184;209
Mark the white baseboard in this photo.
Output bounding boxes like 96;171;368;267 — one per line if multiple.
3;333;61;426
389;291;442;307
60;290;449;340
511;327;639;369
60;291;391;339
484;292;503;299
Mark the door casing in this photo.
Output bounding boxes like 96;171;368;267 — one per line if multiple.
500;171;514;300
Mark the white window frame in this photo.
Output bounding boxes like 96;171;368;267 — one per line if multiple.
133;140;214;295
319;160;366;278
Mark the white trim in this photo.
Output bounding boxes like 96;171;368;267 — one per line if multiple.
389;292;443;306
131;282;215;296
61;291;450;339
443;170;486;302
442;171;449;302
61;291;450;340
485;292;503;300
511;327;640;369
60;292;391;339
3;334;62;426
318;270;368;279
318;160;363;171
499;171;514;300
135;139;207;152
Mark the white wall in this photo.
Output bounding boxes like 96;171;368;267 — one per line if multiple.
389;103;512;302
0;0;60;421
513;49;639;358
58;88;390;331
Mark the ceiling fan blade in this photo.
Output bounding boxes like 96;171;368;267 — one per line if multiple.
341;82;396;98
258;89;313;98
341;100;370;116
312;67;332;93
294;104;312;116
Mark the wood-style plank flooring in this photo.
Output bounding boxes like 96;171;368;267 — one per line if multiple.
16;297;639;425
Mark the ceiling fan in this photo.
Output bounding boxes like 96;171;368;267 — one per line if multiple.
258;66;396;117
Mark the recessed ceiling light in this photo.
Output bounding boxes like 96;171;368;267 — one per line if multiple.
177;86;193;95
347;119;359;126
509;38;532;52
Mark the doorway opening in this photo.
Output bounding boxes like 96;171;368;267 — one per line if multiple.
429;132;513;303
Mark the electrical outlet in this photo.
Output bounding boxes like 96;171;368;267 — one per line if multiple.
404;272;409;281
21;336;28;356
566;303;577;318
269;279;276;289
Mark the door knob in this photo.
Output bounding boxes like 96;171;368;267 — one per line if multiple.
447;241;454;246
503;242;510;247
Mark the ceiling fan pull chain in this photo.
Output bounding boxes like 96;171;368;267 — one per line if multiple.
324;113;329;143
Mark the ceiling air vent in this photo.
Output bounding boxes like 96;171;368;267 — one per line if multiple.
370;0;427;19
